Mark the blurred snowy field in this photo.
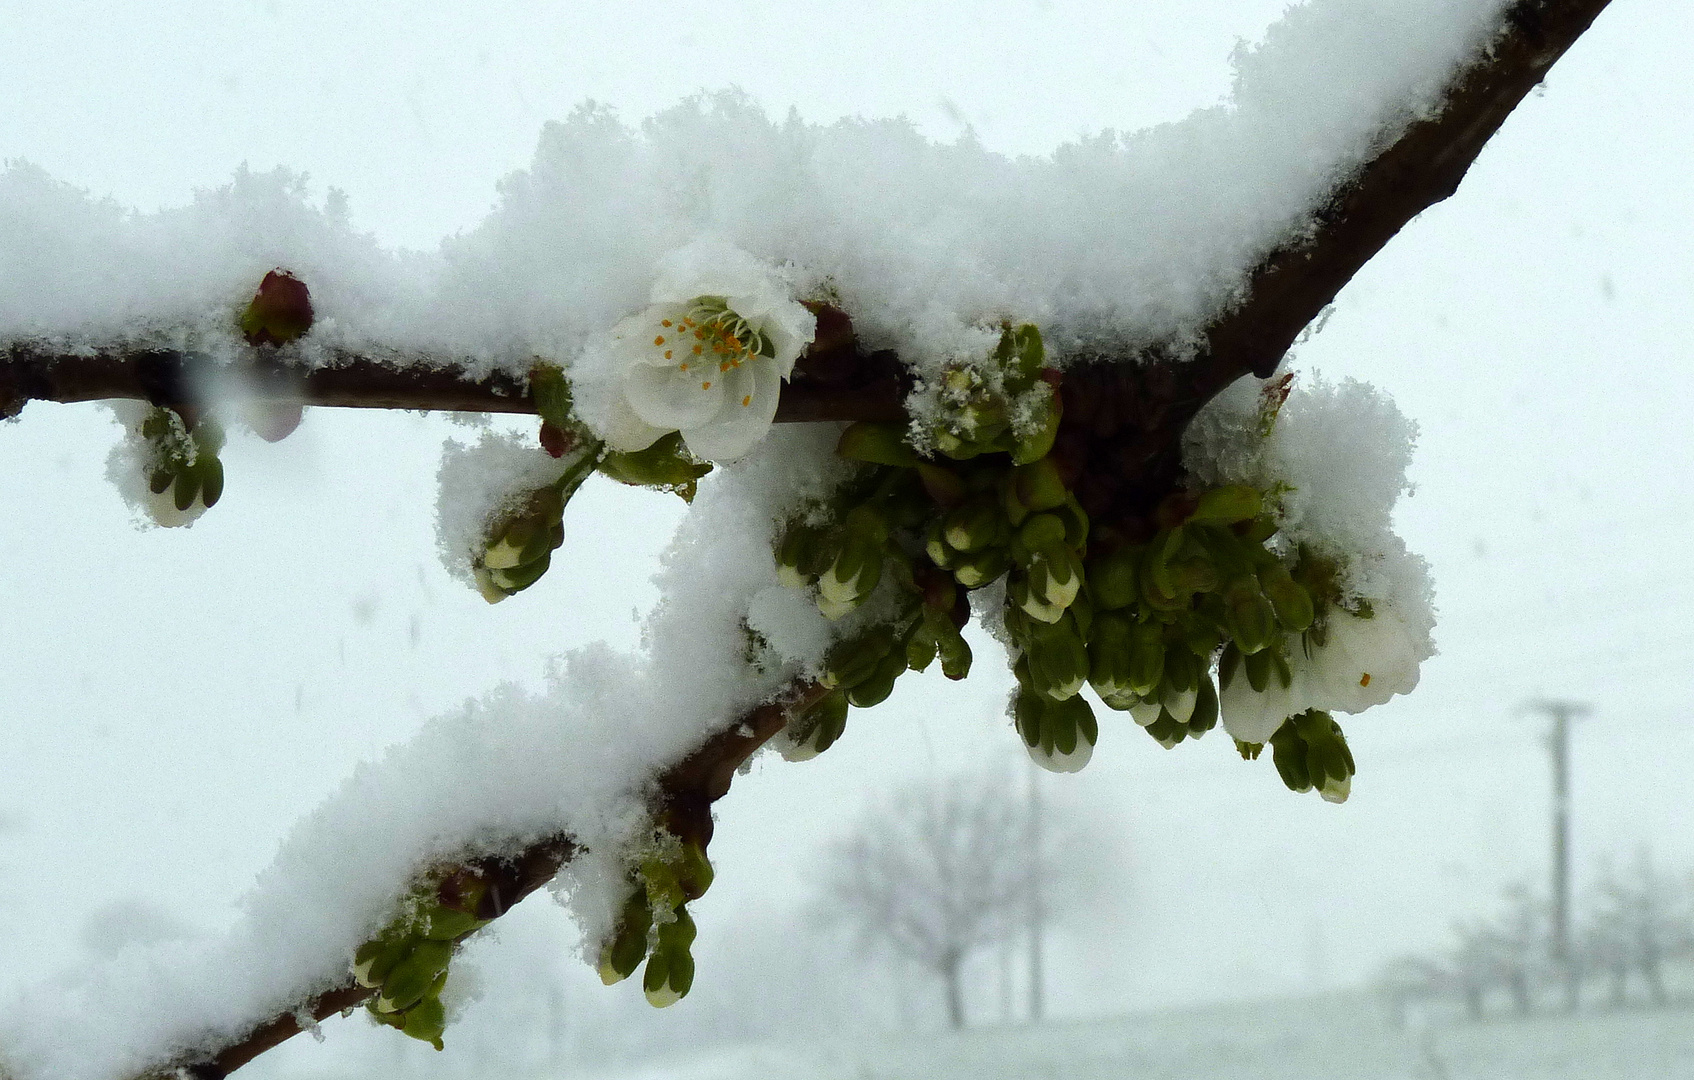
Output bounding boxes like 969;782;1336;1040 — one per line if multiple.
255;991;1694;1080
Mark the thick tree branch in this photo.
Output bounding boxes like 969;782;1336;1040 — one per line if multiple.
1055;0;1611;538
0;2;1608;434
87;0;1610;1074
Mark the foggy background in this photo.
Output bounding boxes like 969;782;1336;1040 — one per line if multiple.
2;0;1692;1075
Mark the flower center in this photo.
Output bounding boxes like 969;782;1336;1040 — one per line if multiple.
649;295;773;376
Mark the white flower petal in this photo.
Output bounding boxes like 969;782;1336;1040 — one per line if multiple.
1219;659;1306;744
1306;608;1422;714
1029;736;1093;774
615;304;697;368
603;395;670;453
680;360;780;463
625;362;727;431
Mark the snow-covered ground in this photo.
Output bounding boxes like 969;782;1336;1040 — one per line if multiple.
585;999;1694;1080
260;991;1694;1080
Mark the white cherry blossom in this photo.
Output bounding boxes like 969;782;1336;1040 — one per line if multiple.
603;241;815;463
1219;647;1315;745
1303;606;1423;714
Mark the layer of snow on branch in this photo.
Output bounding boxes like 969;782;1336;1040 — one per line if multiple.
0;0;1506;390
1184;370;1436;658
0;428;846;1080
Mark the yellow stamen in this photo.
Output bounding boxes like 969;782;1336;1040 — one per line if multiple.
654;335;665;346
661;319;673;327
1359;673;1371;687
702;381;712;390
693;344;703;355
664;350;673;359
742;395;752;406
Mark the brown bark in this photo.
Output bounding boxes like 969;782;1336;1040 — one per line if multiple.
52;0;1609;1073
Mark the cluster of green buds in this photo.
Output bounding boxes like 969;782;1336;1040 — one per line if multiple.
473;476;580;602
351;870;493;1049
919;324;1061;463
472;366;711;603
1240;710;1357;803
595;834;714;1008
139;407;226;516
782;566;973;761
765;319;1359;794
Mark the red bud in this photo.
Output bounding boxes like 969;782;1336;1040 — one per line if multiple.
240;270;314;346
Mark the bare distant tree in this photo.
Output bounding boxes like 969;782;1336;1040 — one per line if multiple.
1582;850;1691;1007
1447;885;1549;1017
820;767;1039;1028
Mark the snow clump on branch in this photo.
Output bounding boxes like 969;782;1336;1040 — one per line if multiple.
1185;371;1435;745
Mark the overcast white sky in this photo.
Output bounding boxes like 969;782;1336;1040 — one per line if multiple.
2;0;1692;1071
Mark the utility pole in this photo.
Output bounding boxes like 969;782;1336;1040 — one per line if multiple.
1027;760;1045;1023
1526;698;1589;1010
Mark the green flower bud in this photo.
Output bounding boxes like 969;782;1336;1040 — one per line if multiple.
1127;621;1166;699
399;994;447;1051
775;521;825;589
488;551;553;595
1028;694;1096;773
1188;674;1220;736
846;649;907;708
1088;547;1140;611
375;939;452;1014
781;689;850;761
1007;458;1069;519
1086;611;1134;700
1009;574;1066;624
1014;684;1045;749
644;905;698;1008
1188;485;1263;525
1223;577;1277;655
836;422;921;467
597;888;654;985
952;548;1009;588
1143;710;1187;749
598;431;712;499
1268;721;1312;793
943;498;1006;554
1011;395;1061;465
1258;562;1315;634
820;628;895;689
421;906;484;942
933;618;973;681
916;463;967;507
1295;711;1356;804
1025;621;1089;701
675;841;714;902
352;936;413;989
905;622;939;672
1017;513;1068;552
